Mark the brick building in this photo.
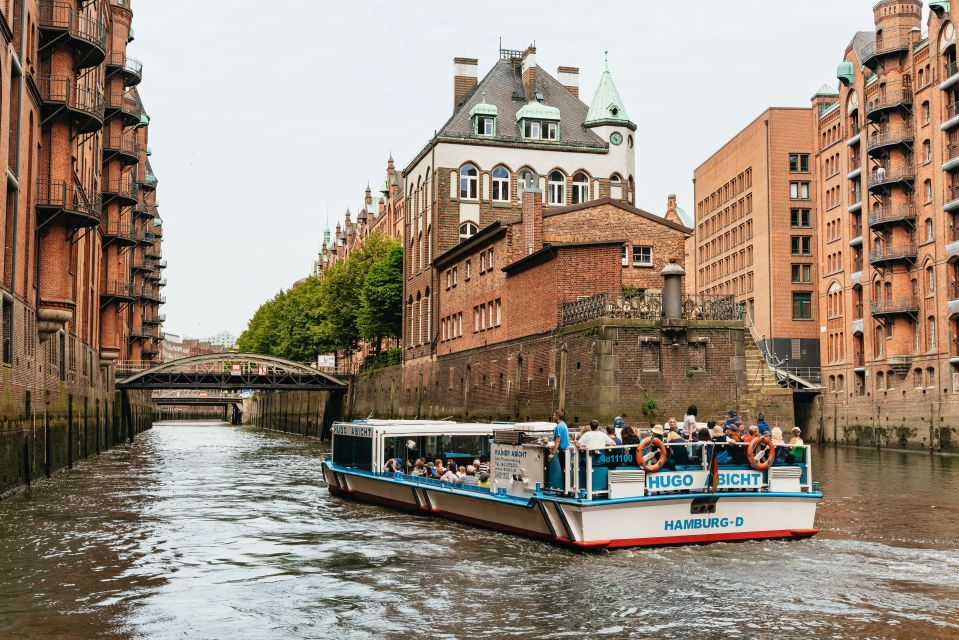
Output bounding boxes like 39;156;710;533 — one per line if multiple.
401;44;637;364
434;188;690;357
690;108;821;373
0;0;162;495
810;0;959;449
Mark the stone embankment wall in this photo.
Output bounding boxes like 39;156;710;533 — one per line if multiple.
350;319;798;430
248;390;341;438
0;380;153;499
816;396;956;453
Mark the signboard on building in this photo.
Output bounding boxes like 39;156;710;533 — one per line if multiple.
230;363;242;376
317;354;335;369
257;364;268;376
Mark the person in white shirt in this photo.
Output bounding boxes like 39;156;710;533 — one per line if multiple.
578;420;616;450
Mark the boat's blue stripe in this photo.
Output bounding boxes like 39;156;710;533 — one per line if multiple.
324;462;822;506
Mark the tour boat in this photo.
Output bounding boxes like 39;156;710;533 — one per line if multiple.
322;419;821;550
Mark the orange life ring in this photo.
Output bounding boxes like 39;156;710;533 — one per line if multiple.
747;436;775;470
637;437;667;473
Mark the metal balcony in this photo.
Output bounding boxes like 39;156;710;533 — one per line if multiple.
942;60;959;91
864;86;913;121
104;90;141;126
36;75;104;134
158;278;167;288
38;1;107;68
946;186;959;213
102;133;140;166
847;122;861;147
144;245;161;259
100;220;137;246
36;179;102;228
138;287;160;302
943;102;959;132
867;167;915;192
102;176;138;205
132;259;155;274
849;223;863;248
866;127;914;155
100;279;135;302
105;51;143;86
870;295;920;316
139;173;158;192
138;229;156;245
870;243;918;267
143;340;160;356
142;314;163;326
158;259;168;270
860;33;912;69
867;204;917;229
145;269;161;281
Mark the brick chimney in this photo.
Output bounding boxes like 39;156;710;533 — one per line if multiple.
520;173;543;256
521;46;537;101
664;194;682;225
557;66;579;98
453;57;478;108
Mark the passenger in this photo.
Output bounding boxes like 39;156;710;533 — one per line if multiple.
650;424;666;441
607;425;623;446
756;412;771;436
788;427;806;463
456;465;467;481
711;424;731;464
547;409;571;477
384;458;401;473
477;458;490;475
426;462;437;478
411;460;427;477
477;471;491;488
694;426;712;464
771;427;788;462
666;431;690;466
723;409;742;433
578;420;616;449
667;417;679;435
683;405;698;437
613;416;626;440
620;425;640;446
742;425;759;444
462;465;479;486
440;464;458;483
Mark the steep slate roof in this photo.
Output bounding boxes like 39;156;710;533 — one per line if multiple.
436;59;607;149
849;31;876;66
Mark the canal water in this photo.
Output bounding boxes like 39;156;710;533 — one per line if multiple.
0;423;957;640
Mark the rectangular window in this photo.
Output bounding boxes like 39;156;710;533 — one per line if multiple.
446;270;451;289
544;122;557;140
790;208;811;228
789;182;810;200
476;116;493;135
488;301;494;328
792;292;812;319
465;260;471;280
479;304;486;330
473;307;479;332
791;264;812;283
480;252;486;272
487;248;493;269
789;154;809;173
495;299;502;325
452;267;458;286
524;120;541;139
791;236;811;255
621;246;628;267
632;246;652;266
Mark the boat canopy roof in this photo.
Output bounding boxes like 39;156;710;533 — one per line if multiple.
334;420;555;438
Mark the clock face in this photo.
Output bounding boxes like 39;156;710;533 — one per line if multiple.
610;132;623;146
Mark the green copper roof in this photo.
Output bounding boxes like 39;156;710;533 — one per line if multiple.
819;101;840;118
153;217;162;226
135;112;150;128
515;100;560;122
931;1;950;17
837;61;854;85
146;145;152;156
128;27;135;42
864;74;877;87
814;83;839;97
469;101;498;118
584;69;630;125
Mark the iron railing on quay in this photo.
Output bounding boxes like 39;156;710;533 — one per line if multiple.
561;292;743;327
359;349;402;373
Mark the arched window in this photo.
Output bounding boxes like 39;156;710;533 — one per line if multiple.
459;221;478;241
547;170;565;205
426;225;432;263
876;370;885;390
459;163;478;200
415;292;422;345
424;288;431;342
571;172;589;204
609;173;623;199
926;367;935;387
491;166;509;202
914;368;923;388
407;296;414;346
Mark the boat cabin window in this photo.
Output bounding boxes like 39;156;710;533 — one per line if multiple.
383;434;490;469
332;434;373;471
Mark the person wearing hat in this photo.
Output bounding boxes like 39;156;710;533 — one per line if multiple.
651;424;665;439
578;419;616;450
613;416;626;440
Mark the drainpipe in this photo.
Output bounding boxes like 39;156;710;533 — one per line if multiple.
764;119;775;357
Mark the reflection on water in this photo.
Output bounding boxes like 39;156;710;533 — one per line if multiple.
0;422;957;640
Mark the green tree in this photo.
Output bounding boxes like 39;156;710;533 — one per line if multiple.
357;241;403;352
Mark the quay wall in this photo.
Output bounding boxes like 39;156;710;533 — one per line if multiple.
249;390;340;439
816;395;957;453
349;319;796;429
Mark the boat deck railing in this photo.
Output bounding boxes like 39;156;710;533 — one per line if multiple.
564;442;813;501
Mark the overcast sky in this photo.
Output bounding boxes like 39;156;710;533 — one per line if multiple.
133;0;900;339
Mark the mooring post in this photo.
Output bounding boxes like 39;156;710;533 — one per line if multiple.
121;389;134;443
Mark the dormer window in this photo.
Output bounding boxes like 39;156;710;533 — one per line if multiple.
544;122;557;140
476;116;494;136
516;100;560;142
525;120;541;139
469;98;498;137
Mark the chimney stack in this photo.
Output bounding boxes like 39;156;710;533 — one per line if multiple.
521;46;537;101
557;66;579;98
520;173;543;256
453;57;478;108
664;194;682;225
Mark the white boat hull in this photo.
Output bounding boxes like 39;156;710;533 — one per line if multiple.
323;463;819;550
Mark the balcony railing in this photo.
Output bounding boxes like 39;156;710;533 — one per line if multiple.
852;223;862;238
100;279;135;299
946;60;959;81
867;167;915;189
867;204;917;228
35;75;104;133
947;102;959;123
849;121;861;138
561;292;743;326
36;179;102;226
105;51;143;85
947;185;959;206
948;143;959;164
38;1;107;68
951;225;959;242
102;176;138;203
102;133;139;163
866;127;914;153
100;220;136;243
854;302;863;320
849;156;861;173
870;243;918;264
864;85;913;117
853;256;863;273
861;33;913;65
105;89;140;123
871;295;920;315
